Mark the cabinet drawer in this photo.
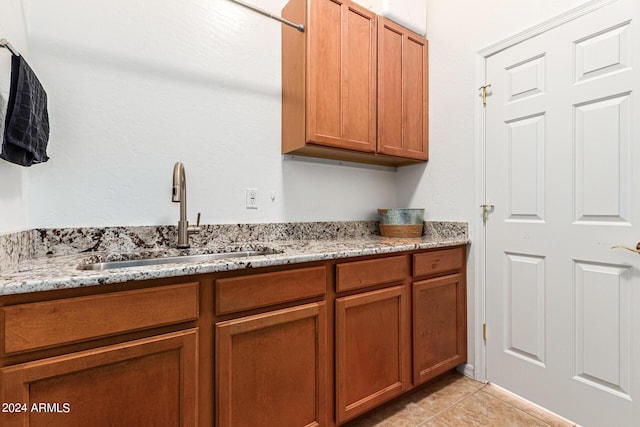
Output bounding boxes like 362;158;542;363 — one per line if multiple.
2;282;199;354
1;329;198;426
215;266;326;315
336;255;409;292
413;248;463;277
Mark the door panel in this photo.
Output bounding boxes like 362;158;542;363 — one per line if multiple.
307;0;376;152
505;114;545;222
343;3;376;148
503;253;546;367
308;0;342;141
485;0;640;425
377;18;428;160
413;274;466;385
574;261;632;399
574;93;630;223
215;303;327;427
335;286;409;424
0;330;198;427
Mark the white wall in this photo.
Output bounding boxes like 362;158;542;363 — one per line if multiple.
397;0;593;219
26;0;398;228
0;0;29;233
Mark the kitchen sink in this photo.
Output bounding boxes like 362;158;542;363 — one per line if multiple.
77;247;280;271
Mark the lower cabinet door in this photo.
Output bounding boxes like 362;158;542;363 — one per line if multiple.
0;329;198;427
335;285;410;424
215;302;327;427
413;274;467;385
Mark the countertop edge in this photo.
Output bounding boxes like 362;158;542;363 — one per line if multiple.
0;238;470;297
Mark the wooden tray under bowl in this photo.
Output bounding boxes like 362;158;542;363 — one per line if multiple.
379;224;423;238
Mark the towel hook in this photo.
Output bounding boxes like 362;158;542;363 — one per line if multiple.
0;38;20;57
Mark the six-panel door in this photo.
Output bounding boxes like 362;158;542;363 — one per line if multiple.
485;0;640;424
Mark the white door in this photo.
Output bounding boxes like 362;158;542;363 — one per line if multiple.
485;0;640;426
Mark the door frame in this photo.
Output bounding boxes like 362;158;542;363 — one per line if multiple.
472;0;620;383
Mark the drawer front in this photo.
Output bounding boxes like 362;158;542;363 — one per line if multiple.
336;255;409;292
215;266;326;315
2;282;199;354
413;247;463;277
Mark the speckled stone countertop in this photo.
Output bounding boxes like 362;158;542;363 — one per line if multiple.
0;221;469;296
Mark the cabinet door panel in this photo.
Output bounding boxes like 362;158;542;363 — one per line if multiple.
404;35;428;157
377;18;428;160
342;3;377;151
335;285;410;424
308;0;342;142
413;274;467;385
216;302;327;427
0;329;198;427
377;22;403;154
308;0;376;152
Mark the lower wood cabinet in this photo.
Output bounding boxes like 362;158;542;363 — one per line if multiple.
0;245;466;427
335;286;410;424
413;274;467;385
215;302;327;427
0;329;198;427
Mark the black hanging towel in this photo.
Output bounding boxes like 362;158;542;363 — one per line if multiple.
1;54;50;166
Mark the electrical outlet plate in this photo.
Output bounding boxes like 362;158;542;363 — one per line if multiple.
246;188;258;209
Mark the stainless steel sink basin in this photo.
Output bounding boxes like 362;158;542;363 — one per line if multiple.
77;248;279;271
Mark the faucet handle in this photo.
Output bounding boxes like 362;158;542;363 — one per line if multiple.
188;212;202;235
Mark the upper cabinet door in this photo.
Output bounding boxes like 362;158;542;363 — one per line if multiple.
282;0;428;166
307;0;377;152
377;17;429;160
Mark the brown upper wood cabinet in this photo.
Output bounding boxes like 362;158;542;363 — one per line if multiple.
377;17;429;161
282;0;429;167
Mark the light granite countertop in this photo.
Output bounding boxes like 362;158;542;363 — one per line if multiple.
0;221;469;296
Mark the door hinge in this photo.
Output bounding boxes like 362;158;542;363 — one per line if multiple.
480;204;494;223
479;84;492;106
483;323;487;341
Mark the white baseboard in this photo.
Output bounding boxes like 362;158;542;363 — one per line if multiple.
456;363;478;381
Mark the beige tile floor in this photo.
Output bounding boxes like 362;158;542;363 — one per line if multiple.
344;371;577;427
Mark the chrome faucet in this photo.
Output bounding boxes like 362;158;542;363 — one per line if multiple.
172;161;201;248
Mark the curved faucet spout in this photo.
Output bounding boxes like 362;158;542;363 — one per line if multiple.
172;162;200;248
172;162;187;220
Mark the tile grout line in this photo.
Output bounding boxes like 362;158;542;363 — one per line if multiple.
480;385;579;427
414;385;488;426
476;387;556;427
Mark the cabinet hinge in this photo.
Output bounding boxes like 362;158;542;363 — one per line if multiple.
479;84;492;106
483;323;487;341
